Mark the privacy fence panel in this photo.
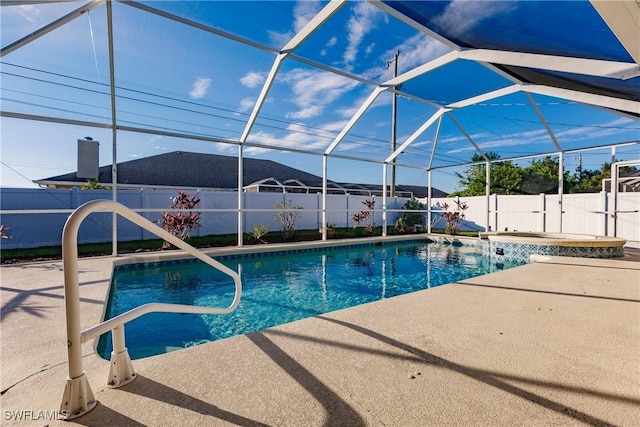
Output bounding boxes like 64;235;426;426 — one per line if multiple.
1;188;638;249
244;192;288;235
428;196;486;232
287;193;322;232
197;191;237;237
325;194;349;228
616;193;640;247
496;195;542;233
1;188;74;248
562;193;606;235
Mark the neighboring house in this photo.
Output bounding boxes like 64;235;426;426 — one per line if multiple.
35;151;447;197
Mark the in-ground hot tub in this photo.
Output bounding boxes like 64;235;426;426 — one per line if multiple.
479;231;627;261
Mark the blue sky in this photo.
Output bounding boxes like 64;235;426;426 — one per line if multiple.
1;0;638;193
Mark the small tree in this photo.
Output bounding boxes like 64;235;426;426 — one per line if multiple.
441;199;468;235
402;196;424;227
158;191;201;249
351;199;375;235
81;179;107;190
273;200;302;241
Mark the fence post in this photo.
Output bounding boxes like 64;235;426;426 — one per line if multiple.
140;188;146;241
491;193;498;232
600;190;612;236
71;187;79;209
539;193;546;232
346;194;350;228
196;189;201;237
317;192;321;234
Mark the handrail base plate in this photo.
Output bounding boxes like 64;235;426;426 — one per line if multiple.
60;373;97;420
107;349;137;388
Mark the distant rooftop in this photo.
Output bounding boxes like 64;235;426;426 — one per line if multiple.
36;151;447;198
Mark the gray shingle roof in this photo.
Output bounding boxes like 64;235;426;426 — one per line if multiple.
40;151;323;189
38;151;447;196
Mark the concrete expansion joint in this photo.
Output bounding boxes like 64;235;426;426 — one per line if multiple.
1;359;68;396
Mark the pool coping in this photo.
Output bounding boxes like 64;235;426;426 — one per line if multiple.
111;233;440;268
480;231;627;247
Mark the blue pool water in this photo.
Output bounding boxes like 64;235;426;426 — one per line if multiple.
98;240;524;359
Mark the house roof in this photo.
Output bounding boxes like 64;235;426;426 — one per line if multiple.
36;151;326;189
36;151;447;197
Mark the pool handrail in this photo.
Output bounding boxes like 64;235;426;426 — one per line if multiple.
59;199;242;420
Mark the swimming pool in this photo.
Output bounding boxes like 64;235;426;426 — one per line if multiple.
98;240;524;359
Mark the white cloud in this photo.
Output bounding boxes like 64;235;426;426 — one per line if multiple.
240;72;265;89
321;36;338;57
268;29;293;48
245;119;348;154
603;116;637;127
268;0;322;48
238;97;256;113
215;142;237;154
8;5;41;23
189;77;211;99
434;0;516;34
364;42;375;56
367;34;452;82
287;105;324;120
343;2;383;69
359;0;507;82
293;0;322;33
554;121;638;141
439;134;482;145
446;128;550;154
441;115;640;158
460;116;640;152
281;69;360;120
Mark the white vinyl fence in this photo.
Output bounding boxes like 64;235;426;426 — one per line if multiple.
429;193;639;248
1;188;638;249
0;188;406;249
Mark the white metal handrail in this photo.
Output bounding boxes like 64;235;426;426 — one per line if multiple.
59;200;242;420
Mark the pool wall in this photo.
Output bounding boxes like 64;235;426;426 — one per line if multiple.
479;232;626;261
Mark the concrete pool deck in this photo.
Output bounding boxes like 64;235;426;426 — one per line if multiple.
1;240;639;426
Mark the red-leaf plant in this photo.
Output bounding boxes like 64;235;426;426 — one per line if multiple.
351;199;376;235
441;199;468;235
158;191;201;249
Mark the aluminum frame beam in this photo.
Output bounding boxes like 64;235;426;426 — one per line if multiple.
522;84;640;115
1;0;105;57
459;48;639;80
325;86;386;155
446;84;520;109
369;0;461;51
385;108;449;164
590;0;640;66
525;92;563;152
446;112;488;162
384;50;458;87
281;0;346;54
